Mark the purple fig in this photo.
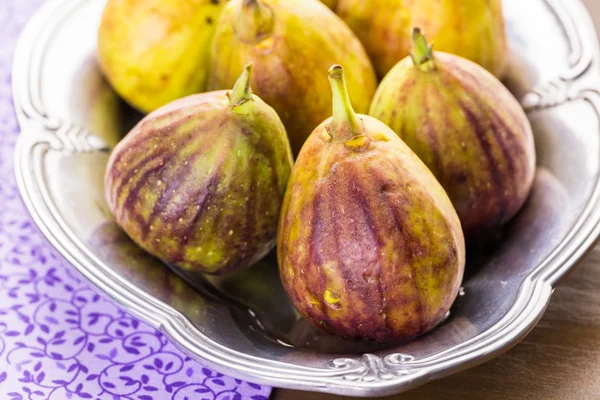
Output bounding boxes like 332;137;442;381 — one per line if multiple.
278;65;465;343
370;30;536;238
105;65;293;275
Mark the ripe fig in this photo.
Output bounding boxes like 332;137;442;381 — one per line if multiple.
105;65;293;275
335;0;507;79
370;30;536;237
207;0;377;155
98;0;227;113
278;65;465;343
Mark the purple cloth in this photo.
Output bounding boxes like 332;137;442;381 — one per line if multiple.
0;1;272;399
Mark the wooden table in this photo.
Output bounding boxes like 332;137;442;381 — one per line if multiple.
275;2;600;399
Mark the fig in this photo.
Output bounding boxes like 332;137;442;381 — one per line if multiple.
105;65;294;275
370;30;536;237
335;0;507;79
207;0;377;155
98;0;227;113
277;65;465;343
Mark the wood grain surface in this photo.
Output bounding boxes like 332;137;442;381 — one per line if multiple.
274;1;600;399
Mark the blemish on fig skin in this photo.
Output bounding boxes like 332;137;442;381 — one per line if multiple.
321;129;333;143
324;289;342;311
371;132;390;142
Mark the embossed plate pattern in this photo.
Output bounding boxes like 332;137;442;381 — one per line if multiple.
12;0;600;396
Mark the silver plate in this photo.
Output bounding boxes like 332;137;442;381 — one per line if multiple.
12;0;600;397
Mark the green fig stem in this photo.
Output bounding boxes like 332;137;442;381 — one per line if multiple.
411;28;436;72
229;63;253;107
234;0;274;43
328;65;362;139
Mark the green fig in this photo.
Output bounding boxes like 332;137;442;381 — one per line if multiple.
278;65;465;343
105;65;294;275
98;0;228;113
370;30;536;237
207;0;377;156
335;0;507;79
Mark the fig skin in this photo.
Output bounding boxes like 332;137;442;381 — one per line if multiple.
335;0;507;79
278;65;465;343
97;0;227;113
207;0;377;156
105;65;294;275
370;30;536;238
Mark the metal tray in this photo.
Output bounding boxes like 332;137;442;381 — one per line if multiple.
12;0;600;396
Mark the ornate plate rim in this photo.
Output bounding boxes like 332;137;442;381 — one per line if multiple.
11;0;600;396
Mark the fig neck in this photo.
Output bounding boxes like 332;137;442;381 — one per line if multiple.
234;0;274;43
229;63;253;108
327;65;369;151
411;28;436;72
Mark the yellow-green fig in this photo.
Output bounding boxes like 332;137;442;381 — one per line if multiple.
370;30;535;237
335;0;507;79
98;0;228;113
105;65;294;275
278;65;465;343
208;0;377;155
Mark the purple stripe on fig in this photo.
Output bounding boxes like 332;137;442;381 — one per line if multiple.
171;175;220;265
459;100;508;221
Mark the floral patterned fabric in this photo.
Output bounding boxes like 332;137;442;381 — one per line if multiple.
0;1;271;399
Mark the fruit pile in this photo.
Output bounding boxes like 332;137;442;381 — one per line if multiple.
100;0;535;344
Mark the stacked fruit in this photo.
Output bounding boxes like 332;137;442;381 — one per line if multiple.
101;0;535;343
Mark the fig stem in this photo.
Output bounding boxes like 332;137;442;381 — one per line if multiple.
411;28;436;72
235;0;274;43
328;65;362;139
229;63;253;106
